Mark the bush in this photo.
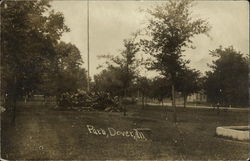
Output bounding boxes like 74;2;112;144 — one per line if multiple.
57;92;72;107
57;90;121;112
73;90;92;107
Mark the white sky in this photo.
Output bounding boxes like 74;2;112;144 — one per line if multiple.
51;0;249;78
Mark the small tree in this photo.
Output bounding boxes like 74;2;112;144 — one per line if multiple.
136;76;151;109
99;36;140;115
93;67;123;97
151;77;172;119
150;77;171;106
177;67;201;108
141;0;210;122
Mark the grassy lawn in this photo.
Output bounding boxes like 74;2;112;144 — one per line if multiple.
1;102;249;160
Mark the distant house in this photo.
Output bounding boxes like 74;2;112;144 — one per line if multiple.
187;90;207;103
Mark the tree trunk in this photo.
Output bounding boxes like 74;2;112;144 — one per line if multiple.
11;76;17;125
123;89;127;116
216;103;220;115
172;84;177;122
163;99;168;120
24;95;27;104
183;95;187;108
11;96;17;125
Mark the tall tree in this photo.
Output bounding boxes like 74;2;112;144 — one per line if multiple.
204;46;248;107
1;0;69;122
38;41;87;100
99;36;140;115
141;0;210;122
54;42;87;95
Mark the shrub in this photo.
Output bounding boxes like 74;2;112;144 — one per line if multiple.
91;91;119;111
73;89;92;107
57;90;121;112
58;92;73;107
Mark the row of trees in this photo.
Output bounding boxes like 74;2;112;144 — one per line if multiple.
1;0;248;123
95;44;249;104
93;0;249;120
93;0;209;120
1;0;88;122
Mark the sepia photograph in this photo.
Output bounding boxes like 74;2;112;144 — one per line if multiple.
0;0;249;160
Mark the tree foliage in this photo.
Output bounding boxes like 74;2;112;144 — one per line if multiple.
1;0;69;101
136;76;151;107
177;67;201;107
93;67;123;97
141;0;210;80
98;37;140;97
204;46;249;107
141;0;210;121
0;1;89;124
149;77;171;102
54;42;87;95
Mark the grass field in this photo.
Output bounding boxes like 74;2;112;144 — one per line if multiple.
1;102;249;160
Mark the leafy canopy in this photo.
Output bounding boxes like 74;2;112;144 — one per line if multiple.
98;36;140;96
141;0;210;81
1;0;69;98
204;46;249;107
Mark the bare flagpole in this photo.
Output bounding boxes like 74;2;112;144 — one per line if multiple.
87;0;90;92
